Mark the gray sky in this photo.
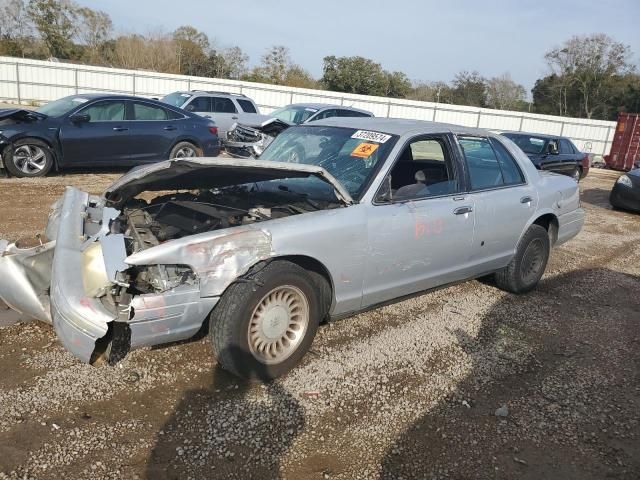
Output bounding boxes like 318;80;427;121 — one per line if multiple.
78;0;640;92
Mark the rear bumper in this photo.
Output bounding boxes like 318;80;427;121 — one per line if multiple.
556;208;585;245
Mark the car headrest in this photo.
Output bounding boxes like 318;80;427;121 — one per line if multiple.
415;170;426;183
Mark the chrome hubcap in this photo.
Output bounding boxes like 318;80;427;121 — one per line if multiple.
174;146;196;158
13;145;47;174
248;285;309;364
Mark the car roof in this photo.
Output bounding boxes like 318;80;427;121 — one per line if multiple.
65;93;172;104
307;116;495;137
288;103;372;115
501;131;570;141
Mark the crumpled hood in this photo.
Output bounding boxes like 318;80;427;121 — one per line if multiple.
0;108;43;122
104;157;354;206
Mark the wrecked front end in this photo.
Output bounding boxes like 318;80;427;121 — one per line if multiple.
0;158;349;364
224;118;291;158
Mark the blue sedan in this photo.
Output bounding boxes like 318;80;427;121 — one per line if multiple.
0;94;221;177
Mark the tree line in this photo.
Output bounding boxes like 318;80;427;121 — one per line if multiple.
1;0;639;120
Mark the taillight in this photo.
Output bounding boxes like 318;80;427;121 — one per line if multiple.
208;126;218;135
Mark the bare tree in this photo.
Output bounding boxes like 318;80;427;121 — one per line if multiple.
111;32;179;73
222;46;248;79
260;45;290;84
485;73;526;110
76;7;112;63
545;34;633;118
0;0;31;39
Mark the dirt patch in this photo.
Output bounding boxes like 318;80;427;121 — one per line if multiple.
0;168;638;479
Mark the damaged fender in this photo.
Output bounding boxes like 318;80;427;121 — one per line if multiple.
125;228;274;297
0;239;55;323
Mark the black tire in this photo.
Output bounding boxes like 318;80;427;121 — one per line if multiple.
210;261;324;381
494;224;550;294
169;141;201;159
3;138;54;177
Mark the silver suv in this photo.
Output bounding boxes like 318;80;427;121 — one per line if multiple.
161;91;269;138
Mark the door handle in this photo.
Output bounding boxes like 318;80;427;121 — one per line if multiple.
163;125;177;131
453;206;473;215
112;126;128;132
231;116;238;120
520;196;533;204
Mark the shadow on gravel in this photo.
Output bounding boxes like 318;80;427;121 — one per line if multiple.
580;188;613;209
146;346;305;479
380;268;640;480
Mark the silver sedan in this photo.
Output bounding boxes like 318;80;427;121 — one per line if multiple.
0;118;584;379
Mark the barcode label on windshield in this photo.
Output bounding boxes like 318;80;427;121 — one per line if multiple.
351;130;392;143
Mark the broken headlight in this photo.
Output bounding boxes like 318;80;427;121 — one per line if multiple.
81;242;111;297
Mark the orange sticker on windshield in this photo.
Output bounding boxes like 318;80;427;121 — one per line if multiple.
351;142;379;158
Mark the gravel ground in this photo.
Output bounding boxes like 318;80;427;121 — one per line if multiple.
0;168;638;479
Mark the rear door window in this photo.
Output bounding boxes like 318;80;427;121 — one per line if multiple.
490;138;525;184
458;136;505;190
212;97;237;113
237;99;257;113
132;102;169;121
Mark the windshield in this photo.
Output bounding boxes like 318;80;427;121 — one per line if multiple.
36;96;90;117
161;92;192;108
270;105;319;124
503;133;547;155
259;125;397;200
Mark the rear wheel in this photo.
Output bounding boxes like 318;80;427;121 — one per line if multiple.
3;139;54;177
210;261;323;380
169;141;201;159
494;224;550;294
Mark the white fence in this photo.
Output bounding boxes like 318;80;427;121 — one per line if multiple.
0;56;616;156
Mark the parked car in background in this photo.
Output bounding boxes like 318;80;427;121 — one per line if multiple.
500;132;589;181
269;103;373;124
0;118;584;380
160;91;269;139
0;94;220;177
223;103;374;158
610;168;640;212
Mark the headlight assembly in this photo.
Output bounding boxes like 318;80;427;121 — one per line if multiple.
616;175;633;187
81;242;110;297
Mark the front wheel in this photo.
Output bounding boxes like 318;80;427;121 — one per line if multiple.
494;224;550;294
3;139;54;177
210;261;322;380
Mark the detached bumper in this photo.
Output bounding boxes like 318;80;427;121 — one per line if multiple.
50;187;117;362
0;240;55;324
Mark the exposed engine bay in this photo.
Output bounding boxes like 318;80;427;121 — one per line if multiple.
111;186;337;295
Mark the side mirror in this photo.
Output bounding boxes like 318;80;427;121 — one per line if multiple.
69;113;90;124
185;104;195;112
